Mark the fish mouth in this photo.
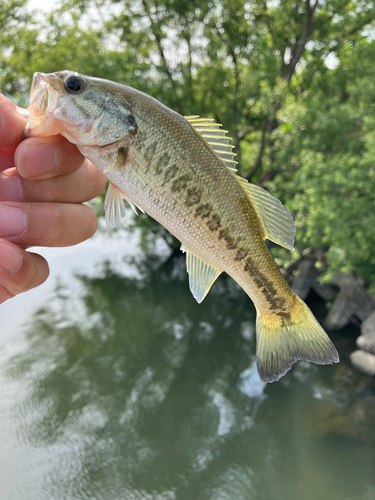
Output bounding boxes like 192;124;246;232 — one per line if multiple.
30;72;49;103
23;72;62;139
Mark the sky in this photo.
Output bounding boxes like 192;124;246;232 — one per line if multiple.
25;0;339;69
27;0;59;12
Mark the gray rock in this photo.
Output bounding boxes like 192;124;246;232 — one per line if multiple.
361;310;375;336
357;311;375;354
313;282;338;301
291;258;337;301
291;258;319;300
350;350;375;377
356;336;374;354
325;273;375;330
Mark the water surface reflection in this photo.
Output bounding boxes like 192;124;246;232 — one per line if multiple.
1;251;375;500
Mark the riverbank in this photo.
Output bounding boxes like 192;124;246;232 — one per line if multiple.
290;257;375;377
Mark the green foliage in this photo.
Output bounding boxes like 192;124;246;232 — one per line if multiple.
269;39;375;285
1;0;375;285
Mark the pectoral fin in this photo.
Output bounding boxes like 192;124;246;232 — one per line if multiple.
183;247;222;303
104;182;127;228
104;148;127;173
104;182;143;228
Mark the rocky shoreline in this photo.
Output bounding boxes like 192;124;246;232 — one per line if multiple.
290;258;375;377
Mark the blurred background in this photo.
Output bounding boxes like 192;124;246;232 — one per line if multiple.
1;1;375;499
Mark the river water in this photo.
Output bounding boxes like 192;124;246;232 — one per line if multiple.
1;223;375;500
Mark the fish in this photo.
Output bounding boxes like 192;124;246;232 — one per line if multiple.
24;70;339;382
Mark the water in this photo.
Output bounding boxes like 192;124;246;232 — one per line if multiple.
1;226;375;500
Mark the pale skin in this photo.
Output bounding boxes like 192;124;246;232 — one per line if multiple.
0;94;106;304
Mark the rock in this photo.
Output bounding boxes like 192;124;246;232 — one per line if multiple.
292;262;375;331
356;336;375;354
292;258;319;300
291;258;337;301
361;310;375;336
350;350;375;377
324;273;375;330
313;282;338;301
357;311;375;354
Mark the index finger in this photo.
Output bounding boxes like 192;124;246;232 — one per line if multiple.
0;94;27;147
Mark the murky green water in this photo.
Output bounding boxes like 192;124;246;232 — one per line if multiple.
1;230;375;500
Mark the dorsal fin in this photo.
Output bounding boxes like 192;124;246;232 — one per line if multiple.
185;116;295;250
185;116;238;172
236;179;295;250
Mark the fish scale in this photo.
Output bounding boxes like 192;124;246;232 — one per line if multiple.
130;117;252;274
24;70;339;382
127;107;284;310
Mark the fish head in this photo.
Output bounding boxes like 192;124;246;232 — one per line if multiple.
24;70;137;147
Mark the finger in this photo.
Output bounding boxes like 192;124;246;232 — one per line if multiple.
0;147;16;172
0;239;49;304
15;134;87;180
0;94;27;147
0;160;106;203
0;202;98;247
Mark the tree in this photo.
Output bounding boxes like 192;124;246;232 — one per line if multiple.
270;37;375;287
1;0;375;285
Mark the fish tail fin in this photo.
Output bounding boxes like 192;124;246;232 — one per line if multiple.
256;295;339;383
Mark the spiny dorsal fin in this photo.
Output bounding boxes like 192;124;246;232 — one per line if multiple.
185;116;238;172
185;116;295;250
181;245;222;303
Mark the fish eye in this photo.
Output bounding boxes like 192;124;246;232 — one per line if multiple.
63;76;84;94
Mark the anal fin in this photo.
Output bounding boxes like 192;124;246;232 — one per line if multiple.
184;248;222;303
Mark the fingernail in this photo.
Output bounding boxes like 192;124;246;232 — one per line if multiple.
0;241;23;273
0;206;26;237
16;106;30;119
17;144;58;178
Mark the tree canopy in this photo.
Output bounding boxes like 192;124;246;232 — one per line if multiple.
1;0;375;287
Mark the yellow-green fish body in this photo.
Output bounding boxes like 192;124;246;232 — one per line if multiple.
25;71;339;382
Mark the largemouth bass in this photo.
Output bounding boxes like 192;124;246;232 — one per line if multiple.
24;71;339;382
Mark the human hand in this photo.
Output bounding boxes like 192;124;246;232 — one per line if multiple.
0;94;106;304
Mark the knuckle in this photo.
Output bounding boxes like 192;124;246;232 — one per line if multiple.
22;253;49;292
86;208;98;237
0;283;15;304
